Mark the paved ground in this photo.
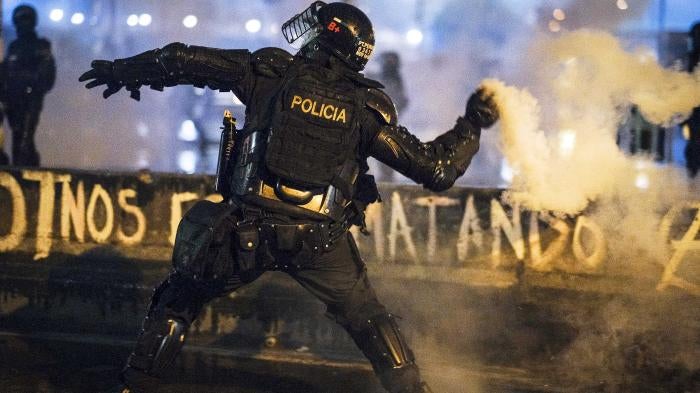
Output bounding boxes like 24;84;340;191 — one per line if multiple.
0;332;558;393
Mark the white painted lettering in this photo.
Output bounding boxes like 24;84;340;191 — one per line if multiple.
528;213;571;272
116;189;146;246
414;196;459;259
490;200;525;267
657;203;700;295
0;172;27;251
388;192;417;262
170;192;199;245
457;195;484;262
86;184;114;243
60;177;85;243
572;216;606;270
23;171;66;260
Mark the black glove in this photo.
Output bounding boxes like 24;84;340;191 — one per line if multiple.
79;60;143;100
465;87;499;129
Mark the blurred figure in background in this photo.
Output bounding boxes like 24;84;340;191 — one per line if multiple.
683;22;700;177
0;107;8;165
0;5;56;167
371;52;408;182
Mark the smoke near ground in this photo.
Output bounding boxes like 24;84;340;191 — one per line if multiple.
446;29;700;392
366;29;700;391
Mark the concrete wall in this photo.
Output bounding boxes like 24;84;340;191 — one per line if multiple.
1;168;699;391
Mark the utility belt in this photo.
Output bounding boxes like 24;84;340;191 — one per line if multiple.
241;176;351;222
238;203;351;249
233;204;351;277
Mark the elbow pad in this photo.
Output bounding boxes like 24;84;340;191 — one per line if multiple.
371;120;480;192
371;125;449;190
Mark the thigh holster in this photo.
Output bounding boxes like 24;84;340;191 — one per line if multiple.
172;200;237;282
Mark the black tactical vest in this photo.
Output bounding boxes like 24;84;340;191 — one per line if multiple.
265;62;362;187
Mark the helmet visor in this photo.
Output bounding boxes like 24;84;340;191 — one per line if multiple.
282;1;326;49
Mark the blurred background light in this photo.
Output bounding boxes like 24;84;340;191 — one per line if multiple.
549;20;562;33
245;19;262;33
553;8;566;21
617;0;629;11
70;12;85;25
178;150;198;174
178;120;199;142
635;172;650;189
558;129;577;157
183;15;198;29
137;150;150;168
405;28;423;45
49;9;64;22
500;159;514;184
126;14;139;27
138;13;152;27
136;122;150;138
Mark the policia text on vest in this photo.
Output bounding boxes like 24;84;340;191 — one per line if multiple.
290;94;349;124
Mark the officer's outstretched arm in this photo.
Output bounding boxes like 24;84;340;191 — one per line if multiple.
78;42;251;101
367;88;498;192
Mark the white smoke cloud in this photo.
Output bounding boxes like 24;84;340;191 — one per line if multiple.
481;29;700;215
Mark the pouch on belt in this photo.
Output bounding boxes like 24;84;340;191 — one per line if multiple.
235;221;259;282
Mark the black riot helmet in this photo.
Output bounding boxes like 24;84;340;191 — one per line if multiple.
12;5;38;37
282;1;375;71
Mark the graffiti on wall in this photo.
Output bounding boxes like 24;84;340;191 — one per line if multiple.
0;169;698;295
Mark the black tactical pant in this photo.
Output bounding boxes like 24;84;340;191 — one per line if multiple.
6;96;44;167
122;201;424;393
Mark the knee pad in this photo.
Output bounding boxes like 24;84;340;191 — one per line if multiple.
148;274;205;323
151;318;188;376
349;313;415;371
346;313;431;393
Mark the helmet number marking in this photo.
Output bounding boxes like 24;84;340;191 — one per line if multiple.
327;21;341;33
356;41;374;60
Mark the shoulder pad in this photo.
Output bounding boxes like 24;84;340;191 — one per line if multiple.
366;88;398;126
346;72;384;89
251;47;294;77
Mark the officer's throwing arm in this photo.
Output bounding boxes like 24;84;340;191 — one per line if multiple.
367;88;498;192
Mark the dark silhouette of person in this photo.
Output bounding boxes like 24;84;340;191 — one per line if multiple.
0;107;8;165
684;22;700;177
1;5;56;167
372;52;409;183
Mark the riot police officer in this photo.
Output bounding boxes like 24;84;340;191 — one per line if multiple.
80;2;499;392
1;5;56;167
